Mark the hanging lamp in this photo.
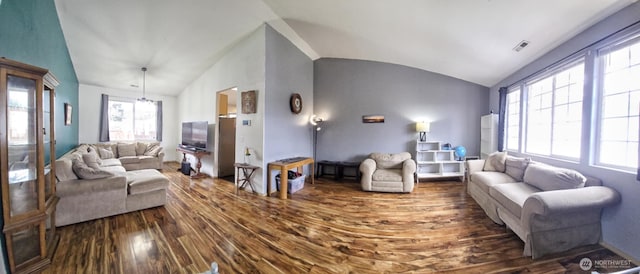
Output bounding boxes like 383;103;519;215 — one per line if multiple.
137;67;153;103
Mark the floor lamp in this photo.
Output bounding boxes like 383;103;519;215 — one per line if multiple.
310;115;324;162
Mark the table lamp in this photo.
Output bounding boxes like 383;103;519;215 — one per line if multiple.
416;121;430;142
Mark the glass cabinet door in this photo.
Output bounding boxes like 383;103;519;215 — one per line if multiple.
43;88;54;202
7;74;41;217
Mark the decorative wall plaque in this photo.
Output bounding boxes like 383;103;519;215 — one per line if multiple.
241;90;257;114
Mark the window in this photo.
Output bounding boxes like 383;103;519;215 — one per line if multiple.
525;61;584;159
108;99;158;141
505;88;520;151
597;37;640;170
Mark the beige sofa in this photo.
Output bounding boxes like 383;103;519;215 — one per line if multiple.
360;152;416;193
54;143;169;227
467;154;620;258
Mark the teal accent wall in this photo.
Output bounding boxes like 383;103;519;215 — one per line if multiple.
0;0;78;271
0;0;79;158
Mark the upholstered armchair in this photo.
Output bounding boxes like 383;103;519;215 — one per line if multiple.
360;152;416;193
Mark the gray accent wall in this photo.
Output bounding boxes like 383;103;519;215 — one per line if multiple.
489;2;640;261
314;58;489;162
264;25;314;189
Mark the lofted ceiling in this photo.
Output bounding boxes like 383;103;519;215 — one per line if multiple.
54;0;635;96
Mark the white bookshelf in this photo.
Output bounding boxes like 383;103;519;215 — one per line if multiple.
415;141;465;182
480;113;498;159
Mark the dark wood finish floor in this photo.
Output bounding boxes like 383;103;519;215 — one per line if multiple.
44;162;633;273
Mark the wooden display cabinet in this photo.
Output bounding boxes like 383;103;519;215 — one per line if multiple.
0;58;59;273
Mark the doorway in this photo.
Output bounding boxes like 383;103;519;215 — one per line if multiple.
216;88;237;183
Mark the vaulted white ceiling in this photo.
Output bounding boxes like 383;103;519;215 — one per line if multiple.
55;0;635;96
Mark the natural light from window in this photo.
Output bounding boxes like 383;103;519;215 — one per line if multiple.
525;62;584;159
598;40;640;170
108;99;157;141
505;89;520;151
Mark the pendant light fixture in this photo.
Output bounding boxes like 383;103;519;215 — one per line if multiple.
137;67;153;103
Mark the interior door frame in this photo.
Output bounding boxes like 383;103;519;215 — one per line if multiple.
214;87;237;178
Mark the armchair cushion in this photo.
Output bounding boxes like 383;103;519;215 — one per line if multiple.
523;163;586;191
370;152;411;169
373;169;402;181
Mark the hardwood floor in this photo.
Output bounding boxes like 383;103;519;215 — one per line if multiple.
45;162;633;273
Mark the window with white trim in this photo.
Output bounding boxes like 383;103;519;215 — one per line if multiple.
505;88;520;151
597;37;640;170
524;61;584;159
108;99;157;141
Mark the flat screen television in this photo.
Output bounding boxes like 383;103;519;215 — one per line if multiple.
181;121;208;149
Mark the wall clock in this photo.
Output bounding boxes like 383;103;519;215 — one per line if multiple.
290;93;302;114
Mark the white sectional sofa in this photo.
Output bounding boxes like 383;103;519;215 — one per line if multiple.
54;142;169;226
466;152;620;259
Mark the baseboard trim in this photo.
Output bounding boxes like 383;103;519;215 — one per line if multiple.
600;241;640;265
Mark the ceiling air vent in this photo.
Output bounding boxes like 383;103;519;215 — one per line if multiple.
513;40;530;52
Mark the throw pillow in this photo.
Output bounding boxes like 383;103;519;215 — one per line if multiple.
523;163;586;191
117;143;137;157
76;144;90;153
87;147;103;165
98;147;115;159
136;142;148;156
483;151;507;172
504;156;530;181
55;158;78;181
72;158;114;180
82;153;101;169
144;144;162;157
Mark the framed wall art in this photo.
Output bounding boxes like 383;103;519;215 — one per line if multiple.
64;103;72;125
241;90;257;114
363;115;384;123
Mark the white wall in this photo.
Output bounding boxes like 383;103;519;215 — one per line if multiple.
177;26;266;190
78;83;179;161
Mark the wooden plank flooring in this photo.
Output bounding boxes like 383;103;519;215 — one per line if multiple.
44;162;634;273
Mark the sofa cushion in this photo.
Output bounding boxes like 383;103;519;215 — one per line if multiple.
82;153;101;169
101;165;127;176
523;163;586;191
126;169;170;195
490;183;540;219
98;147;115;159
100;158;122;167
55;158;78;181
469;171;517;193
87;146;103;165
505;156;530;181
118;143;137;157
144;144;162;157
483;151;507;172
136;142;148;156
76;144;91;154
119;156;140;164
370;152;411;169
372;169;403;181
72;158;114;179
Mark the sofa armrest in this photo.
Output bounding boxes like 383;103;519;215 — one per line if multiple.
522;186;620;217
157;149;165;161
359;159;376;191
466;159;485;175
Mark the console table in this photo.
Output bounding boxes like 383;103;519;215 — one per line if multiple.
176;147;211;179
267;157;314;199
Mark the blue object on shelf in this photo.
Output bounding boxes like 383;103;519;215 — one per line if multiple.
454;146;467;161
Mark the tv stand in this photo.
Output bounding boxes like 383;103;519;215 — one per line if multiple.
176;146;211;179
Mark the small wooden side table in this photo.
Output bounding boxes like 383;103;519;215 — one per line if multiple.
234;163;259;194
